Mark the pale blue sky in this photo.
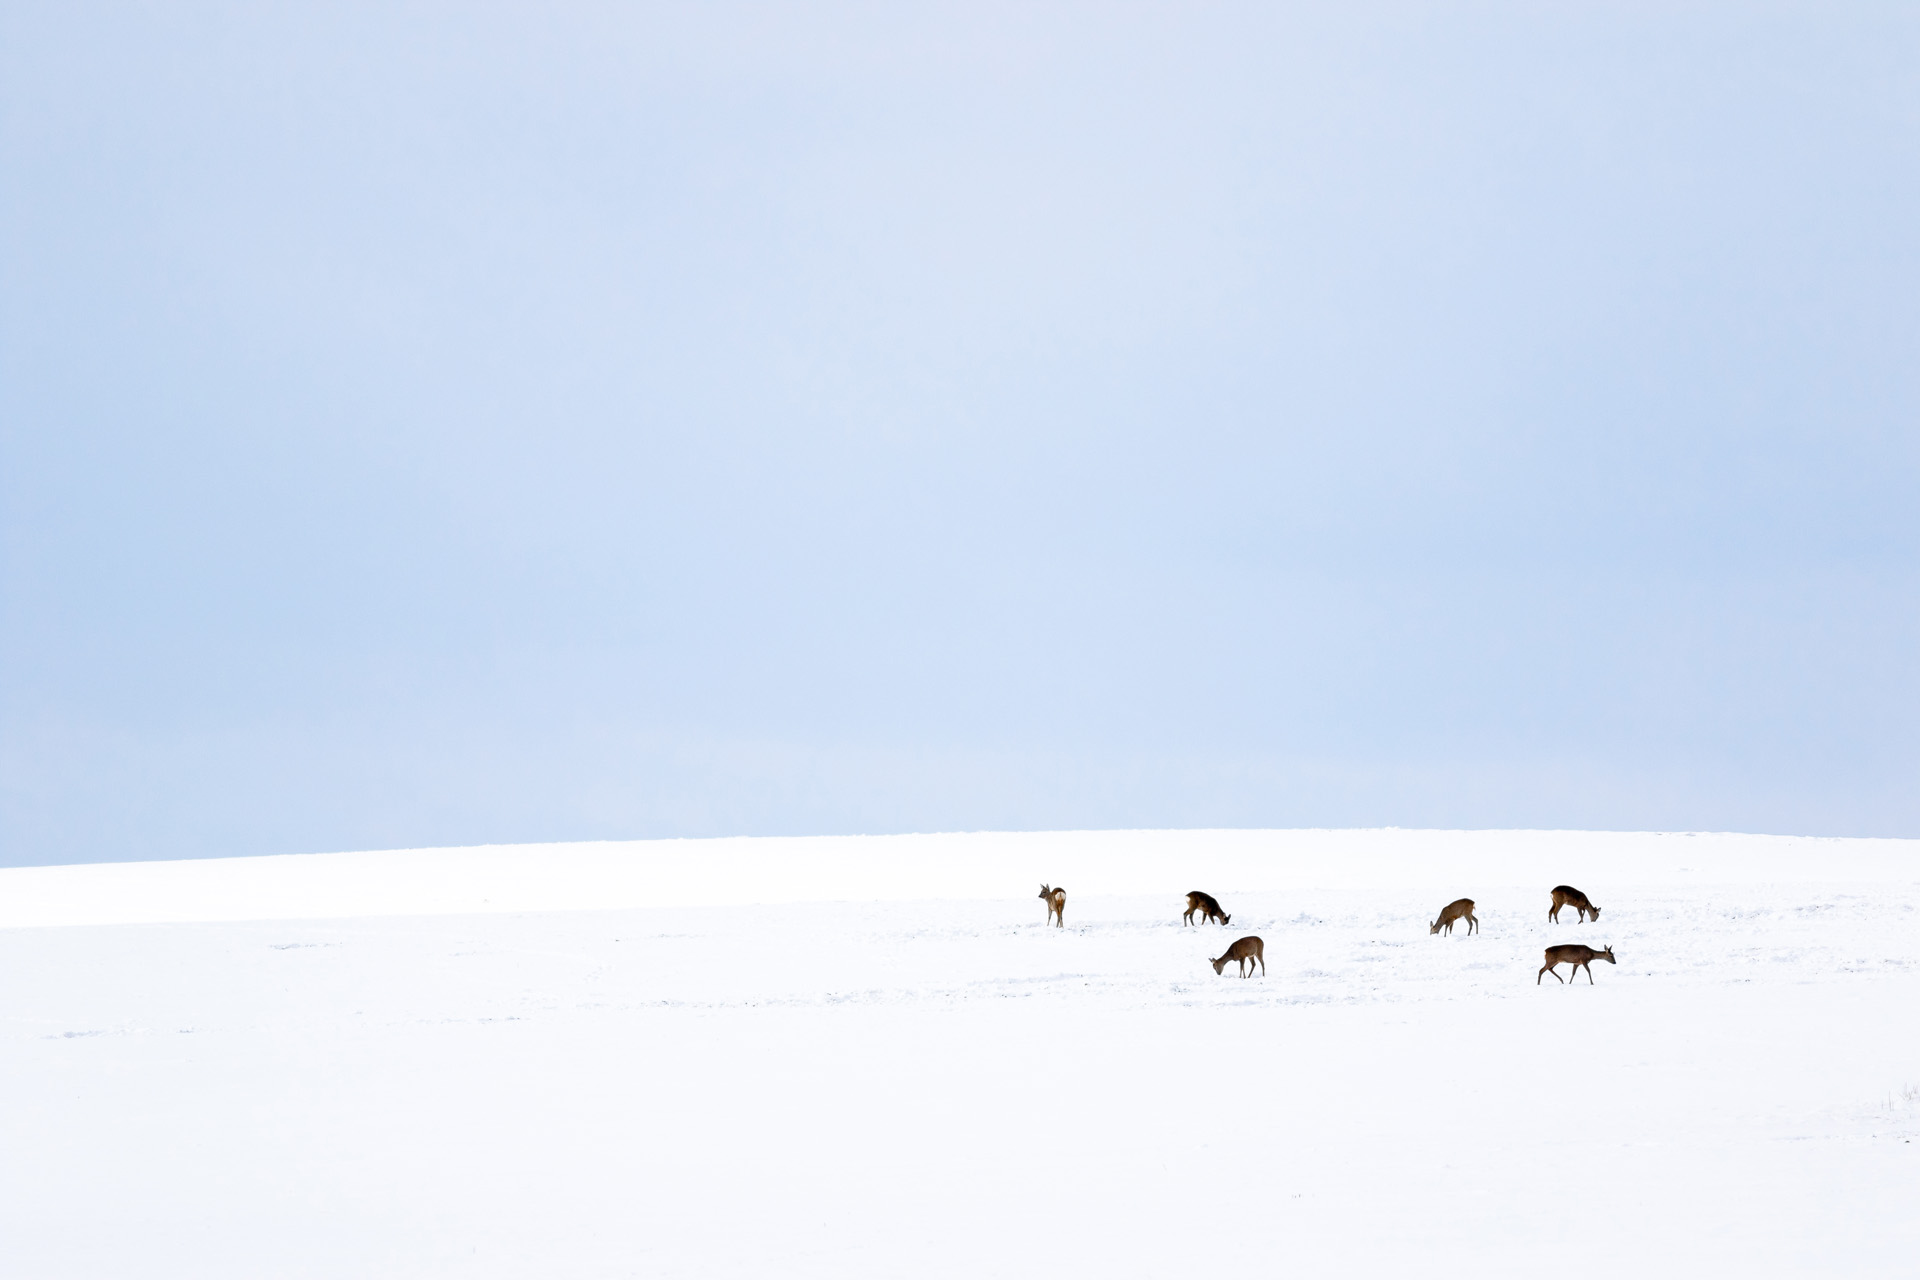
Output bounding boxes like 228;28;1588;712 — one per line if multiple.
4;3;1917;865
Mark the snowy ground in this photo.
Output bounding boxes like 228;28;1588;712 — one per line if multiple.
2;829;1916;1277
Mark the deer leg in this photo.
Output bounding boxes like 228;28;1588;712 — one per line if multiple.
1584;962;1594;985
1258;955;1266;976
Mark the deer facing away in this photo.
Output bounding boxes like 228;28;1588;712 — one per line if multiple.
1430;898;1478;935
1210;936;1265;978
1549;885;1601;923
1538;944;1615;985
1038;884;1066;928
1183;891;1230;926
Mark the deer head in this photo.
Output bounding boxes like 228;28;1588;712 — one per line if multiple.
1587;906;1602;920
1210;954;1228;974
1038;884;1051;899
1601;946;1616;964
1429;917;1442;934
1221;913;1231;925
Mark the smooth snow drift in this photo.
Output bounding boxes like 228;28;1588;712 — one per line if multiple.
2;828;1915;1277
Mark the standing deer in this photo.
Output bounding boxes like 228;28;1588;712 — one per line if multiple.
1429;898;1478;935
1537;944;1615;985
1549;886;1601;923
1183;891;1230;926
1038;884;1066;928
1210;936;1265;978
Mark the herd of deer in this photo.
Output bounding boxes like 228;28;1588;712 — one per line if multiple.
1036;882;1619;985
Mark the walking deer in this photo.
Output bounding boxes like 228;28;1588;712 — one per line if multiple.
1548;885;1601;923
1429;898;1478;935
1183;891;1230;926
1537;944;1615;985
1038;884;1066;928
1210;936;1265;978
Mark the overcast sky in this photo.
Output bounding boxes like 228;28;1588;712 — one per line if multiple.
4;3;1917;865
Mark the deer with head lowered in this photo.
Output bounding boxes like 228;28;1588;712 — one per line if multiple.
1538;944;1615;985
1549;886;1601;923
1210;936;1265;978
1183;891;1230;926
1429;898;1477;935
1038;884;1066;928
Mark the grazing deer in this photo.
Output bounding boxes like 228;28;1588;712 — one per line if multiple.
1210;936;1265;978
1038;884;1066;928
1429;898;1478;935
1537;944;1615;985
1548;885;1601;923
1183;891;1230;926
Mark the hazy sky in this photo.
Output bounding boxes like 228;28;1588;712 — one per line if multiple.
4;3;1918;865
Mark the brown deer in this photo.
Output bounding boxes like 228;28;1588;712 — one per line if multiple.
1429;898;1478;935
1183;891;1230;926
1210;936;1265;978
1548;885;1601;923
1038;884;1066;928
1537;944;1615;985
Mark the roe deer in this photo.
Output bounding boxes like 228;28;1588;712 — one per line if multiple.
1537;944;1615;985
1549;885;1601;923
1183;891;1230;926
1038;884;1066;927
1210;936;1265;978
1430;898;1478;935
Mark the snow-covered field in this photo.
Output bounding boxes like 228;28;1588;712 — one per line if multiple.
2;828;1916;1277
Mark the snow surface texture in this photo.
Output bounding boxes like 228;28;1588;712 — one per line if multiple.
2;828;1916;1277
